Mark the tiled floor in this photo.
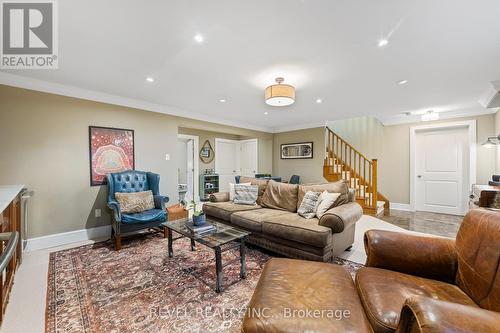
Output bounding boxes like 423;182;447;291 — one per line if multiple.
380;210;463;238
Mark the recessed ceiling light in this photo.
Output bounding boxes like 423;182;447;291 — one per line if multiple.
194;34;204;43
264;112;269;115
398;80;408;85
316;98;323;104
378;39;389;47
219;99;226;103
146;77;154;82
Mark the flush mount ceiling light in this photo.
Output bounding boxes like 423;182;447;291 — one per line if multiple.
316;98;323;104
398;80;408;85
421;110;439;121
265;77;295;106
146;77;154;82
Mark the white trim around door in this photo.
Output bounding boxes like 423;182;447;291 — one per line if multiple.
409;120;476;214
177;134;200;202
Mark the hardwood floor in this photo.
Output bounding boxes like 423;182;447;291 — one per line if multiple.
380;210;463;238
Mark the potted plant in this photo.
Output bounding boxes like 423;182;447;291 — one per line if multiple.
185;200;206;226
192;210;206;226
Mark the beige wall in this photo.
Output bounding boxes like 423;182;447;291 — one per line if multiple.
0;85;272;237
272;127;326;184
328;114;497;204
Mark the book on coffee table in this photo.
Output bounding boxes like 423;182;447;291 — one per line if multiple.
185;221;216;234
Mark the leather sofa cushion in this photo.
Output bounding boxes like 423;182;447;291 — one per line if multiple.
297;180;349;210
202;201;261;221
231;208;289;233
455;209;500;311
356;267;478;333
261;212;332;247
239;176;269;205
260;180;299;213
242;258;373;333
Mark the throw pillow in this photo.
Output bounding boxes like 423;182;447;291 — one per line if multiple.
316;190;341;218
115;190;155;214
297;191;322;219
229;182;251;201
233;184;259;205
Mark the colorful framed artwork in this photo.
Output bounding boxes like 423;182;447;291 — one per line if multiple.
89;126;135;186
280;142;313;159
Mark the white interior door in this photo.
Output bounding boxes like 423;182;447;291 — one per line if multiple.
185;139;194;202
415;127;468;215
215;139;240;192
240;139;258;177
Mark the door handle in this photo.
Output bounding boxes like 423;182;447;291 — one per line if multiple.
417;175;422;178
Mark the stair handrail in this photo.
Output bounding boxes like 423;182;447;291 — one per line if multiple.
324;126;379;210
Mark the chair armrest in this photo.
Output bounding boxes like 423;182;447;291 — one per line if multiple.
319;202;362;233
396;296;500;333
209;192;230;202
107;201;121;221
154;195;169;210
365;230;457;283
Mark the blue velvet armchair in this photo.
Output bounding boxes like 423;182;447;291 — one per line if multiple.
107;170;169;250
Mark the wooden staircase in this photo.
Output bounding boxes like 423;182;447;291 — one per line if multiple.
323;127;390;216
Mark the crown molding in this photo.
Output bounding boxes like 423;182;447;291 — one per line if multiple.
272;121;327;133
377;107;497;126
0;72;274;133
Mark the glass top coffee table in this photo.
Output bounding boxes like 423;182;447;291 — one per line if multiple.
162;217;250;293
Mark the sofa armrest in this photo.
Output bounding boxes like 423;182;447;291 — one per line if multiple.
365;230;457;283
319;202;362;233
396;296;500;333
209;192;230;202
154;195;169;210
107;201;121;221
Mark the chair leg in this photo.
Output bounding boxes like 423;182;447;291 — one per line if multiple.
114;234;121;251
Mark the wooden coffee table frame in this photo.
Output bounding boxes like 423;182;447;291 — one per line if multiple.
164;220;249;293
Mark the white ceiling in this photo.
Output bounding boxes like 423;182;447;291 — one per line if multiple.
2;0;500;132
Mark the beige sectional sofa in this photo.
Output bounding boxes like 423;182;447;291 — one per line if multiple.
202;178;362;262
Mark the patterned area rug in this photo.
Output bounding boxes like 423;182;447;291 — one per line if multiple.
46;233;362;333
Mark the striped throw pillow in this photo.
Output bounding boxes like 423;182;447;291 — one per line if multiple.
233;184;259;205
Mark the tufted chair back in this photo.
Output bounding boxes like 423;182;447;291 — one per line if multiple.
107;171;160;202
455;209;500;311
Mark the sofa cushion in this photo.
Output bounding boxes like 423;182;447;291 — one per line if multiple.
240;176;269;205
233;184;258;205
260;180;299;213
242;258;373;333
231;208;290;233
202;201;261;221
355;267;478;333
121;209;166;224
297;181;349;211
262;212;332;247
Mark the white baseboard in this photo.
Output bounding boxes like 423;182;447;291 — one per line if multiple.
390;202;414;211
25;225;111;252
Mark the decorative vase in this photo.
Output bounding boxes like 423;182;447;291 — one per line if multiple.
193;213;206;226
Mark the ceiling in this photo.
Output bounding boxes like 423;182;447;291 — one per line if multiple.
2;0;500;132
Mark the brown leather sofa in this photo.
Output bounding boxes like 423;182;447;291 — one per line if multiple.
203;179;362;262
242;209;500;333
